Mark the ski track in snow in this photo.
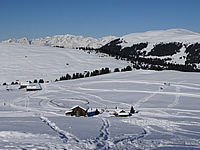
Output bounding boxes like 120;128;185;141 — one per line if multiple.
39;115;91;150
53;79;200;149
54;83;130;108
113;128;149;145
1;71;200;149
81;117;112;149
168;83;180;108
39;115;79;143
134;91;158;108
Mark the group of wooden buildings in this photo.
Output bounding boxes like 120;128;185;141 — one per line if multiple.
65;105;135;117
19;82;42;91
18;82;134;118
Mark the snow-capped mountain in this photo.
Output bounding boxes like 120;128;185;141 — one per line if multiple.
2;29;200;70
97;29;200;70
1;34;117;49
3;37;30;45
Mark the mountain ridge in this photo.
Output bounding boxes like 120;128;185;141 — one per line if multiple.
1;29;200;49
1;34;117;49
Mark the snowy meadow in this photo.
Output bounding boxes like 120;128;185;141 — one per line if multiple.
0;70;200;149
0;43;200;149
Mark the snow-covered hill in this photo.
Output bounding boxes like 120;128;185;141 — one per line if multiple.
97;29;200;69
0;43;129;84
121;29;200;47
1;34;117;49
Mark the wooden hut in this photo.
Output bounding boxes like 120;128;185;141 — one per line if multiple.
19;82;29;89
71;105;89;117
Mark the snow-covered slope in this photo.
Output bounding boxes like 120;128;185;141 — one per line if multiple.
98;29;200;67
0;70;200;149
1;34;117;49
0;43;128;84
121;29;200;47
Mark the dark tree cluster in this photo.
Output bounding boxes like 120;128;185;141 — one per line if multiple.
56;65;137;83
72;73;84;79
114;68;120;72
95;38;200;72
121;65;132;72
11;82;18;85
77;47;95;51
185;43;200;65
60;74;72;81
54;46;64;48
56;67;111;82
39;79;44;83
148;42;183;56
121;43;148;58
31;79;45;84
96;39;148;59
96;38;122;57
130;57;200;72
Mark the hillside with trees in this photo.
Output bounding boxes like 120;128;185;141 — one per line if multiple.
96;30;200;72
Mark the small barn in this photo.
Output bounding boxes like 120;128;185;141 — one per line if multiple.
70;105;89;117
19;82;29;89
26;83;42;91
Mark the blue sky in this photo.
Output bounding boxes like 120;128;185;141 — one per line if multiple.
0;0;200;41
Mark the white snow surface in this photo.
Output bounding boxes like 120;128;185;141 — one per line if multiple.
121;29;200;47
0;43;128;84
1;71;200;149
0;42;200;149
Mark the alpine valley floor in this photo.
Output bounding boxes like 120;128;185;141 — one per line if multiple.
0;70;200;149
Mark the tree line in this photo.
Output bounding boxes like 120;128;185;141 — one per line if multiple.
1;65;134;86
56;66;133;82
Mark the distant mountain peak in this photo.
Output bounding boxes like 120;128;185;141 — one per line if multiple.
1;34;117;49
1;29;199;49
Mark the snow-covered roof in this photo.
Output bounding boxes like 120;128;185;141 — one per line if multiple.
114;109;130;116
118;112;130;116
20;82;29;86
115;109;126;114
65;110;72;114
27;83;42;90
71;105;89;111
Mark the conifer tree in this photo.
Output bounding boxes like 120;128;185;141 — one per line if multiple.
130;106;135;114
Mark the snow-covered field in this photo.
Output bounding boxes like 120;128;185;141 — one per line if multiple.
0;43;128;84
0;43;200;149
0;70;200;149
